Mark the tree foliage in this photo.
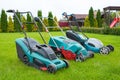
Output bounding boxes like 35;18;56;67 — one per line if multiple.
26;13;32;32
48;11;54;26
21;15;27;31
96;9;102;27
0;17;1;32
53;16;58;26
37;10;43;31
14;11;21;32
88;7;94;27
1;9;8;32
8;16;14;32
84;16;90;27
43;17;48;27
94;18;98;27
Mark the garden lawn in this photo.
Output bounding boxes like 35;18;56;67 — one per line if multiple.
0;32;120;80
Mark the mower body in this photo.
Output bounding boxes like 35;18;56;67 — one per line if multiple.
49;36;93;60
84;38;104;53
66;30;105;53
16;37;68;73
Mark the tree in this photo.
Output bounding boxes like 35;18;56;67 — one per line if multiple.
88;7;94;27
37;10;43;31
26;13;32;32
43;17;48;26
96;9;102;27
21;15;27;31
48;11;54;26
38;10;42;20
0;17;1;32
53;16;58;26
1;9;8;32
14;11;21;32
84;16;90;27
94;18;98;27
8;16;14;32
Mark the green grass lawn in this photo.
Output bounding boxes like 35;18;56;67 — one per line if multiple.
0;32;120;80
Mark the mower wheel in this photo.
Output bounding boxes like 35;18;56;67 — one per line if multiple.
23;55;30;65
63;60;69;68
75;54;84;62
100;47;110;55
106;45;114;52
56;52;62;58
88;51;94;58
48;64;56;73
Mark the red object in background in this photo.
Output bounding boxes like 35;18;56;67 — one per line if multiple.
110;18;120;28
59;21;69;27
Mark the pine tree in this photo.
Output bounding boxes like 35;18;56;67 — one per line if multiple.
21;15;27;31
14;11;21;32
53;16;58;26
0;17;1;32
88;7;94;27
94;18;98;27
84;16;90;27
43;17;48;31
96;9;102;27
43;18;48;26
26;13;32;32
37;10;43;31
48;12;54;26
8;16;14;32
1;9;8;32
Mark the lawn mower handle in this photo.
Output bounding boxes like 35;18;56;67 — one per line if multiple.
62;12;89;39
6;10;15;13
34;17;61;51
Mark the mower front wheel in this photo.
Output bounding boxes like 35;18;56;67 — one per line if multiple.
56;52;63;58
48;64;56;73
100;47;110;55
75;54;84;62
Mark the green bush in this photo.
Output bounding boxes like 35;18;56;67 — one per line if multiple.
81;27;103;34
81;27;120;35
46;27;70;32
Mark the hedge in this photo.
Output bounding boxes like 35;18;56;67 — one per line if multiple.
1;25;120;35
81;27;120;35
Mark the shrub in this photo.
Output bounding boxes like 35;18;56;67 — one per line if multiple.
81;27;120;35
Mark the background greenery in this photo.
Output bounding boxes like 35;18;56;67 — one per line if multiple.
0;32;120;80
0;8;119;33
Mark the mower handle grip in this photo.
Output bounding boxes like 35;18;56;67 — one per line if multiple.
6;9;15;13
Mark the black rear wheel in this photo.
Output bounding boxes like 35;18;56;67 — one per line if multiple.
23;55;30;65
106;45;114;52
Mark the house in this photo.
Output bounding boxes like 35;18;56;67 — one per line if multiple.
59;14;88;27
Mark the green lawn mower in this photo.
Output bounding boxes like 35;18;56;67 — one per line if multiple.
34;17;94;62
62;12;114;55
7;10;69;73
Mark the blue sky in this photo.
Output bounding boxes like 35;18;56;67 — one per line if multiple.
0;0;120;19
